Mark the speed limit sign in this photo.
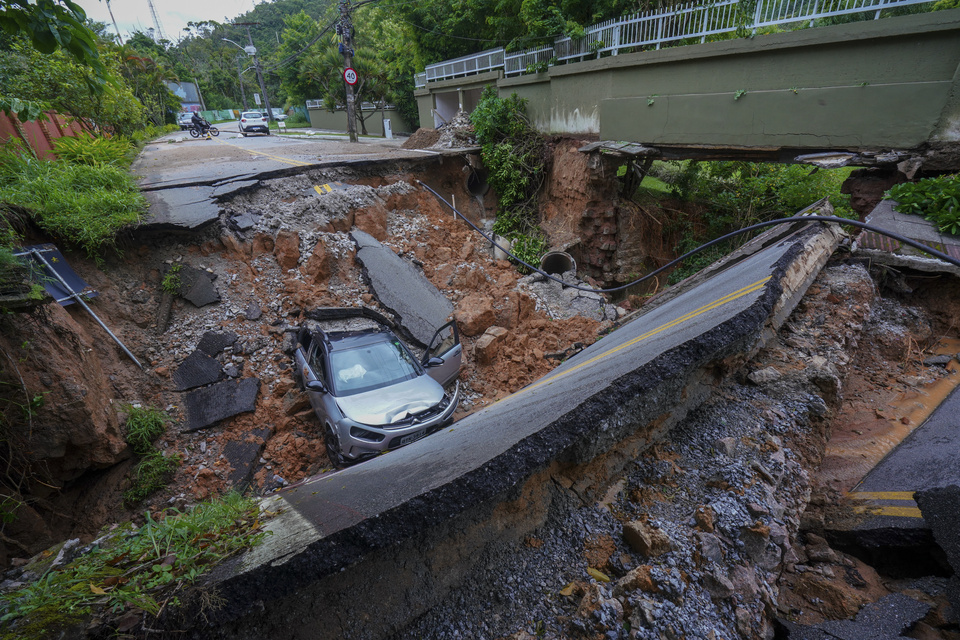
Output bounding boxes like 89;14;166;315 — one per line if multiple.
343;67;358;85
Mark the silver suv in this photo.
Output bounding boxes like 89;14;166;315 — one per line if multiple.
294;320;461;466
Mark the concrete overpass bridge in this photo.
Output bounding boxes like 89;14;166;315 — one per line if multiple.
414;7;960;170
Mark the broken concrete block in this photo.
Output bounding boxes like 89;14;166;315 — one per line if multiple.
181;378;260;432
748;366;782;385
474;326;508;364
623;520;673;557
176;265;220;308
612;565;659;597
223;427;270;489
455;293;496;337
172;350;223;391
245;301;263;320
702;568;734;600
197;330;238;356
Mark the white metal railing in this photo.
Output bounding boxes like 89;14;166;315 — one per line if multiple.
414;72;427;88
504;46;555;76
417;0;934;84
424;48;504;83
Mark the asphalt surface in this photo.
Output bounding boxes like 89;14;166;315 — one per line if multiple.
842;386;960;532
132;129;438;231
351;230;454;347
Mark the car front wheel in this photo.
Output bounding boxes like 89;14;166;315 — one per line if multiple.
324;423;349;468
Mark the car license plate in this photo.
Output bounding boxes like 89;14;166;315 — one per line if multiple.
399;431;426;446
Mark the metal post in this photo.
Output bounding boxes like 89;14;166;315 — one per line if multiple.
28;249;143;369
340;0;359;143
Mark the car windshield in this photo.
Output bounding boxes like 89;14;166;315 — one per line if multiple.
241;112;262;119
330;340;419;396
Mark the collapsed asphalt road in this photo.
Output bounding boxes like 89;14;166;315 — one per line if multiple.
150;219;842;638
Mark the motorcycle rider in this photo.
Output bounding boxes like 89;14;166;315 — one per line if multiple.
190;111;208;135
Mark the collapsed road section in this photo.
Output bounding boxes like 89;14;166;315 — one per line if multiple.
150;218;843;638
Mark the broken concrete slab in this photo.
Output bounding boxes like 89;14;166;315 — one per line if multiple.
915;485;960;573
141;186;220;231
197;330;238;356
854;199;960;276
174;265;220;307
212;179;259;199
224;427;271;489
181;378;260;432
230;211;258;232
351;229;453;347
172;350;224;391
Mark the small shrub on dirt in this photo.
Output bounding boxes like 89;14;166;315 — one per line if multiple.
887;174;960;234
124;404;169;456
123;451;181;505
161;264;182;295
0;493;269;635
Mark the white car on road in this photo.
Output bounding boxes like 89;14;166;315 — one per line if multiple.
238;111;269;136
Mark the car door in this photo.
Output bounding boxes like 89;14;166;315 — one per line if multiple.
422;320;462;387
295;336;330;415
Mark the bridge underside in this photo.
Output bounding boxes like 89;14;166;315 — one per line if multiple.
416;10;960;171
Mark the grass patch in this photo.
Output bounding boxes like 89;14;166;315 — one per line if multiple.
0;144;145;263
124;404;169;457
0;493;270;637
123;451;181;505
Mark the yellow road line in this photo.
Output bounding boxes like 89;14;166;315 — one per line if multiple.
314;184;334;195
848;491;915;501
519;276;772;396
871;506;923;518
217;138;314;167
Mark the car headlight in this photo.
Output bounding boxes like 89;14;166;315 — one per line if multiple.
349;426;385;442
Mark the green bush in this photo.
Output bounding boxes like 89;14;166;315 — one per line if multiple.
52;135;133;168
471;87;547;271
124;405;169;456
286;113;310;126
887;174;960;234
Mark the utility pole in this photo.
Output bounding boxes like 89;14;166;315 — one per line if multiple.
338;0;358;143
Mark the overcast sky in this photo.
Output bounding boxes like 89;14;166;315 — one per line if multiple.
78;0;256;42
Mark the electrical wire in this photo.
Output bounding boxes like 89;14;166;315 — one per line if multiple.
417;180;960;294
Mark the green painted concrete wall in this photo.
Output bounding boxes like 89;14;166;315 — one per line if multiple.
417;10;960;150
307;107;413;136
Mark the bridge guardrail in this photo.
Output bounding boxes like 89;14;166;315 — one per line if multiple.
418;0;935;85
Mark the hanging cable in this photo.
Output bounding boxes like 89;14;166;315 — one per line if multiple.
416;180;960;294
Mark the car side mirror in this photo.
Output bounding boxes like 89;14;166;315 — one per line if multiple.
425;357;444;368
306;380;327;393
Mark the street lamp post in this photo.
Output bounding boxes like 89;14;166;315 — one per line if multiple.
223;33;274;134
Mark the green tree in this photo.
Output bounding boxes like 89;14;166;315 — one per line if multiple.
0;37;145;135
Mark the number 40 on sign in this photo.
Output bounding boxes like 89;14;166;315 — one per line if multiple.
343;68;358;85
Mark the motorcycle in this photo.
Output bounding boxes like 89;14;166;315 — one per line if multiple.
188;123;219;138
